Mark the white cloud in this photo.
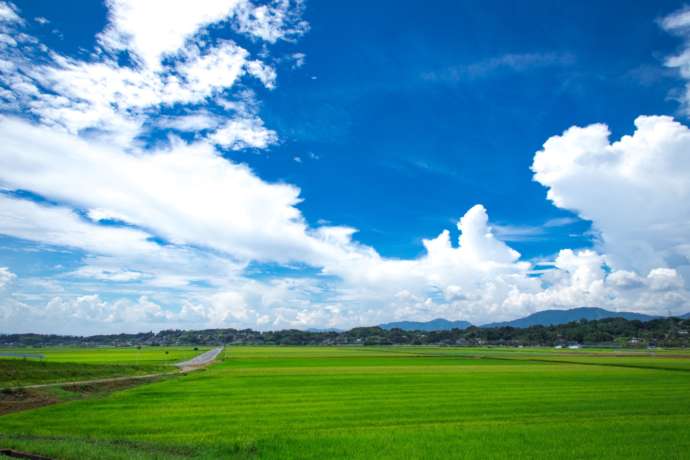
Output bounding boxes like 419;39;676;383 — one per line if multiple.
422;52;575;83
0;1;20;24
506;249;689;316
233;0;308;44
98;0;307;70
0;117;338;266
70;267;145;282
0;266;15;288
0;193;243;288
1;1;690;334
0;193;158;256
246;59;277;88
98;0;241;69
662;7;690;114
69;295;174;323
210;116;278;149
0;1;298;148
532;115;690;279
290;52;305;68
156;113;220;132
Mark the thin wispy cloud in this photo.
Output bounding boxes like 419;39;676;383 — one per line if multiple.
421;52;575;83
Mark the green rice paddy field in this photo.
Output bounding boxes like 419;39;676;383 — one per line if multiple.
0;347;208;387
2;346;690;459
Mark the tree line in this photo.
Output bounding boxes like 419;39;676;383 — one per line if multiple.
1;317;689;348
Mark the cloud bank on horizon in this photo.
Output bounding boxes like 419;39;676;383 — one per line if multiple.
0;0;689;334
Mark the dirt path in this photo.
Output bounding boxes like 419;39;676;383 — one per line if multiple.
2;347;224;391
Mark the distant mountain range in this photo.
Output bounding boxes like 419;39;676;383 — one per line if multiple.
377;307;682;331
481;307;660;328
378;318;473;331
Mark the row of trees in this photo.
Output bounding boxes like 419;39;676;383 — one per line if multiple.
2;317;689;347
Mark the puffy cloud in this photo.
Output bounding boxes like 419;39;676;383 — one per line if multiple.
532;115;690;278
98;0;241;69
0;1;298;147
2;1;690;334
98;0;306;69
1;295;177;334
209;116;278;149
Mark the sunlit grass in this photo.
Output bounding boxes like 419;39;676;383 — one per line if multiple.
0;347;207;386
1;346;689;459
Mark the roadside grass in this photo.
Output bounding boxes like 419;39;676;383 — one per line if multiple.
0;360;170;388
0;376;170;416
0;347;207;387
0;346;208;365
1;346;689;459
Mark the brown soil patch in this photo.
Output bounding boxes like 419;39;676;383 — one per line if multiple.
61;375;161;395
0;389;58;416
0;448;54;459
0;376;164;416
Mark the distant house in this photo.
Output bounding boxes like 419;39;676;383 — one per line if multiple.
568;344;581;349
678;330;688;336
554;345;563;349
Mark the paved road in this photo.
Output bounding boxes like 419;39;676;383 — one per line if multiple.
175;347;224;370
2;347;224;391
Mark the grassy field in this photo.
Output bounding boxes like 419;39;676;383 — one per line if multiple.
0;347;207;387
1;346;690;459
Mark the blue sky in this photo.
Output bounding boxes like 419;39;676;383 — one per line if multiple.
1;0;690;334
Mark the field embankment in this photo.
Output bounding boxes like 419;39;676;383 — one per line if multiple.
0;347;213;417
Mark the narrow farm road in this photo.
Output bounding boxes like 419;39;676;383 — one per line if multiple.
175;347;224;371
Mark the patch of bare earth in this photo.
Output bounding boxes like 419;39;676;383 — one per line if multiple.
0;447;54;459
0;389;58;416
0;376;163;416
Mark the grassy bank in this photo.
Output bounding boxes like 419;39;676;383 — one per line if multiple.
0;347;207;387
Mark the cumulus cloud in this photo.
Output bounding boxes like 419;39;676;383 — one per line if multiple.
1;1;690;334
532;115;690;280
1;295;177;334
504;249;689;316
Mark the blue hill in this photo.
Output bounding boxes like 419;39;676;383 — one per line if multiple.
378;318;473;331
481;307;660;328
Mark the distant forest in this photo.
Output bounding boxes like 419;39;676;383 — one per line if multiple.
2;317;690;348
